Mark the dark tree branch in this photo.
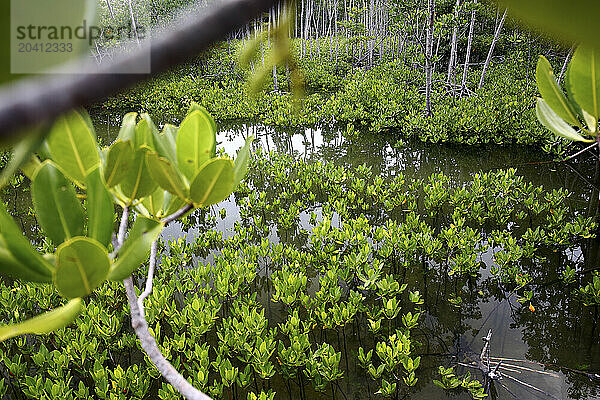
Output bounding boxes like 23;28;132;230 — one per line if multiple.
0;0;282;141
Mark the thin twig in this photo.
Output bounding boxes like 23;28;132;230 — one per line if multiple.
123;277;212;400
137;240;158;316
161;204;193;224
565;142;598;161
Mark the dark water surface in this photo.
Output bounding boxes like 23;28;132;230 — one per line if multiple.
82;119;600;399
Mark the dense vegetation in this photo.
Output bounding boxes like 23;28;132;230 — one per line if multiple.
0;147;596;399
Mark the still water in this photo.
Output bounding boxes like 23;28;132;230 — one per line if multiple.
83;119;600;399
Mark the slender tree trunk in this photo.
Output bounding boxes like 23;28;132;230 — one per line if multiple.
446;0;461;84
478;8;507;89
424;0;435;116
460;4;476;96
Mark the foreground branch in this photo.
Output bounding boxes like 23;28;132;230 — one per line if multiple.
124;277;212;400
0;0;281;140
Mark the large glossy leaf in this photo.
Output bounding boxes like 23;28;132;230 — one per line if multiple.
86;168;114;248
498;1;600;50
568;46;600;121
135;115;158;150
116;113;138;143
104;140;134;187
176;110;216;180
108;217;163;281
0;298;82;342
140;188;166;218
155;124;178;164
119;147;158;202
190;158;234;207
45;110;100;184
0;127;46;189
32;161;85;245
536;98;591;142
186;103;217;133
146;152;189;201
535;56;581;127
0;235;51;282
54;237;110;299
0;202;53;282
233;136;253;188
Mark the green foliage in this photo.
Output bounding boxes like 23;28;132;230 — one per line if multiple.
535;47;600;142
0;104;251;342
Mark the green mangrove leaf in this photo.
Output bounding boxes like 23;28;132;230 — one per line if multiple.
154;124;178;165
164;193;187;216
20;155;42;181
45;109;100;184
535;56;581;127
568;46;600;122
176;110;216;181
141;187;166;218
146;151;189;201
0;126;46;189
186;103;217;133
233;136;253;188
85;167;114;248
135;115;158;150
536;98;591;142
116;112;138;143
119;147;158;203
583;109;598;133
0;202;53;282
108;217;163;281
0;235;51;282
0;298;82;342
104;140;134;187
190;158;234;207
497;1;600;50
32;161;85;245
54;237;109;299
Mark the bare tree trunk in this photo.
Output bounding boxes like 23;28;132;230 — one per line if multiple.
478;8;507;89
446;0;461;84
460;3;476;96
425;0;435;116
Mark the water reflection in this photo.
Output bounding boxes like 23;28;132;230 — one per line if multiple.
70;119;600;398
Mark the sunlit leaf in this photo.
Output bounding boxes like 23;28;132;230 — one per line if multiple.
0;202;53;282
116;112;138;143
190;158;234;207
0;298;82;341
104;140;134;187
141;187;166;218
54;237;109;298
0;235;51;282
568;46;600;122
45;109;100;184
32;161;85;245
119;147;158;202
233;136;253;188
146;151;189;201
535;56;580;127
108;217;163;281
0;126;46;189
154;124;178;165
135;114;158;150
176;109;216;180
86;167;114;248
536;98;592;142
